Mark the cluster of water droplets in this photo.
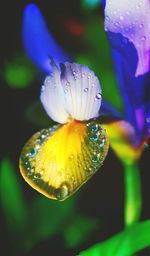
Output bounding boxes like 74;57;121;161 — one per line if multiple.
63;69;102;102
85;122;108;176
105;1;147;48
20;126;59;184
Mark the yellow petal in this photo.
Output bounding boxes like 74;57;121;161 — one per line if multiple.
19;120;109;201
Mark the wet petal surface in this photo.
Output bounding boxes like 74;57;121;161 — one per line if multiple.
19;121;109;201
105;0;150;76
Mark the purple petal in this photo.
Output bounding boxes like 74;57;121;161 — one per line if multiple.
105;0;150;77
22;4;71;73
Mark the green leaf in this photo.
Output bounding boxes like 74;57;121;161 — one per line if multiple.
28;194;77;247
79;220;150;256
64;214;99;248
0;158;28;230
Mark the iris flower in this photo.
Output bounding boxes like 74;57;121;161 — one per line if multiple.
21;1;150;220
19;60;109;201
102;0;150;228
103;0;150;162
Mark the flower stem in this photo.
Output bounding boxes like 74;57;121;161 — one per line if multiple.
123;162;142;227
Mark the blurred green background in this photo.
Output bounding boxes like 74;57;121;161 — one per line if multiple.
1;0;150;255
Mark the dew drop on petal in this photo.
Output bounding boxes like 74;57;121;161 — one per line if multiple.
64;89;68;94
139;24;144;29
114;22;119;27
99;139;105;147
119;15;124;21
66;81;70;87
30;149;36;157
41;85;45;92
55;183;69;200
44;76;51;85
84;88;89;92
95;93;102;100
141;36;146;42
92;154;100;163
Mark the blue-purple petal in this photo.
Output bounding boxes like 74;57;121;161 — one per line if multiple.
22;3;71;73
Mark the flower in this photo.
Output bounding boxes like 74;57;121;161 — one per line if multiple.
103;0;150;164
21;1;150;194
19;60;109;201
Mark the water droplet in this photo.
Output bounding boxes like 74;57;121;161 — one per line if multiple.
84;88;88;92
35;144;40;150
90;133;99;142
105;15;110;21
66;81;70;87
88;74;91;79
89;123;99;132
99;139;105;147
141;36;146;42
69;155;74;160
139;24;144;29
72;71;76;75
88;167;93;175
92;83;95;87
114;22;119;27
105;27;108;32
55;183;69;200
82;73;85;78
28;168;34;177
92;154;100;163
95;93;102;100
40;170;44;175
24;161;30;170
49;127;56;133
41;85;45;92
41;134;46;139
44;76;51;85
64;89;68;93
33;173;41;183
30;149;36;157
119;15;124;21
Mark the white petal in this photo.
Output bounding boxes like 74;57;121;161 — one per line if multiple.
41;62;102;123
105;0;150;76
61;62;102;121
40;64;69;123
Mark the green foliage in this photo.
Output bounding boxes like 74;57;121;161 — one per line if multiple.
124;163;141;227
3;53;36;89
29;195;76;247
81;0;101;10
80;220;150;256
64;214;99;248
0;158;28;230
